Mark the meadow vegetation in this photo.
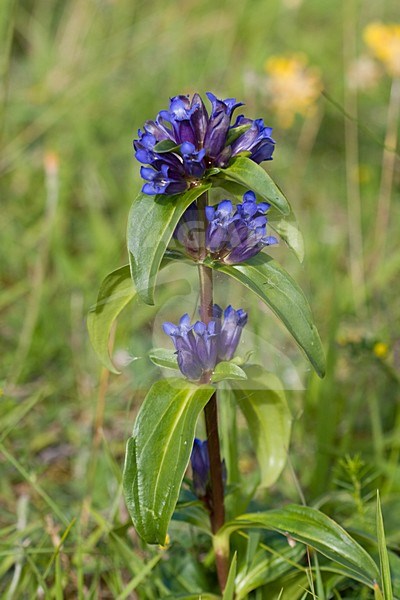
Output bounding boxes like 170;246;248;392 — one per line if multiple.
1;0;399;597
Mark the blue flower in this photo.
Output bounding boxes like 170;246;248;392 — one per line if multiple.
163;313;218;381
205;191;278;264
140;164;188;196
191;439;210;498
163;305;247;381
219;306;248;360
230;116;275;163
190;439;227;499
134;92;275;195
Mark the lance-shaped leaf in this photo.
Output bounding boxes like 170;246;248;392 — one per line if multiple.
222;552;237;600
123;379;214;544
127;183;211;305
235;538;305;600
233;366;291;488
87;265;135;374
229;505;380;588
209;254;326;378
376;491;393;599
268;207;304;263
87;254;187;373
219;156;290;216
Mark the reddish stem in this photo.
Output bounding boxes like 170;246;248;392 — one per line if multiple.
197;192;228;591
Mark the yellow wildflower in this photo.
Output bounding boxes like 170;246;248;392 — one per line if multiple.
264;54;323;128
373;342;389;359
364;22;400;77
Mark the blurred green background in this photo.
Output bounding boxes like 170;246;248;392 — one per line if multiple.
1;0;399;597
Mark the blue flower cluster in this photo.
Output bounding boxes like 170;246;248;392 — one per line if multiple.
163;305;248;381
174;191;277;264
206;191;278;263
134;92;275;195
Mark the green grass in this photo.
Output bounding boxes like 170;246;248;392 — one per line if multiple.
1;0;400;597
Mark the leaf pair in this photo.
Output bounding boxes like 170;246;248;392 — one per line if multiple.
122;363;292;545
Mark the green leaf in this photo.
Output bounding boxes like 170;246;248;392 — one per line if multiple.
268;208;304;263
206;167;221;177
231;505;380;587
266;572;313;600
376;491;393;600
388;552;400;599
148;348;179;370
127;183;211;305
163;592;220;600
153;139;181;153
226;123;252;145
173;500;211;534
87;265;135;374
211;361;247;383
222;552;237;600
235;540;305;600
220;156;290;215
375;585;385;600
123;379;214;544
87;254;183;373
230;350;254;366
233;366;291;488
210;254;325;378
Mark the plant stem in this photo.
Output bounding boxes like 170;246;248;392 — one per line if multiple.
343;0;367;315
204;394;229;590
198;262;226;534
197;191;228;591
203;394;226;533
372;76;400;267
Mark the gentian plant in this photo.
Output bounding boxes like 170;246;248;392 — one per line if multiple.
88;92;387;598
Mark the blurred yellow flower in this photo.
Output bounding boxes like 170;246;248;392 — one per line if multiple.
364;22;400;77
264;54;323;128
373;342;389;359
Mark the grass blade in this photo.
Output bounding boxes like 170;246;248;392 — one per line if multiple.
376;490;393;600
